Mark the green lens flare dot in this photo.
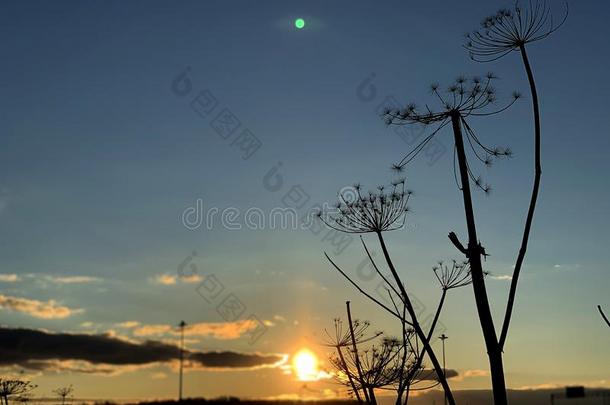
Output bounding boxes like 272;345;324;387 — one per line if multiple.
294;18;305;29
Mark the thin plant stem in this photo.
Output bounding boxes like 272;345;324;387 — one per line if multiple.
346;301;371;405
375;231;457;405
499;44;542;350
599;305;610;328
336;346;363;402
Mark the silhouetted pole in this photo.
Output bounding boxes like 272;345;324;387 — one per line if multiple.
178;320;186;402
439;334;448;405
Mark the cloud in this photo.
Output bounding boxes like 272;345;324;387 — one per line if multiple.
185;320;262;339
551;263;581;271
0;294;83;319
14;273;102;286
414;368;459;381
116;321;140;328
132;319;261;340
0;327;286;373
463;369;489;378
151;273;203;285
44;275;101;284
189;351;286;370
490;275;512;281
19;359;152;376
517;383;563;390
0;274;19;283
132;324;173;336
452;369;489;381
152;274;177;285
181;274;203;283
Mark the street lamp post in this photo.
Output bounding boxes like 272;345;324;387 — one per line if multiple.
179;320;187;402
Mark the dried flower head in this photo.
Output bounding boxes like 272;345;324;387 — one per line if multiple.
356;340;406;388
329;329;420;391
433;260;473;291
318;180;412;233
321;318;382;348
383;75;518;192
465;1;568;62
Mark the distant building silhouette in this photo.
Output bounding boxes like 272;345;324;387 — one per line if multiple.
550;386;610;405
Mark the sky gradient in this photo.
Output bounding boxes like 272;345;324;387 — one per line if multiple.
1;0;609;401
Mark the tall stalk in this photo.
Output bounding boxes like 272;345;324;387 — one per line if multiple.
376;232;457;405
498;45;541;349
465;1;568;356
383;73;517;403
450;111;508;405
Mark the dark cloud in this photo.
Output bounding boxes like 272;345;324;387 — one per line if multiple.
0;327;284;371
189;352;284;369
417;368;459;381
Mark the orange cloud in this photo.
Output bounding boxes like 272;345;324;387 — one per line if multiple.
133;324;173;336
152;274;178;285
116;321;141;328
133;319;261;340
0;294;83;319
451;369;489;382
22;359;156;376
0;274;19;282
181;274;203;283
151;273;203;285
463;369;490;378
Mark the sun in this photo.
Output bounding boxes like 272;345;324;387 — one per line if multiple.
292;349;319;381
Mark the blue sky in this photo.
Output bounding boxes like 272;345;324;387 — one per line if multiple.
1;0;609;400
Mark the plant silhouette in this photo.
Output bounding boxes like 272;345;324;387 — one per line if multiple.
366;2;567;404
318;181;477;405
0;379;36;405
382;74;518;405
322;302;460;405
465;0;568;352
53;385;74;405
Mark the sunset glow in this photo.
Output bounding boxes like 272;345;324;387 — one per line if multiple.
292;349;319;381
1;2;609;404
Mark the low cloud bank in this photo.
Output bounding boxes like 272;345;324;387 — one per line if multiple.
0;327;285;372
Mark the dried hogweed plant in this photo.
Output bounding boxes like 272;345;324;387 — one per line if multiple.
384;74;519;193
465;0;568;353
318;180;474;405
53;385;74;405
322;302;456;405
381;74;520;405
0;380;37;405
454;2;567;404
322;312;382;404
465;1;568;62
320;179;411;233
319;3;565;404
